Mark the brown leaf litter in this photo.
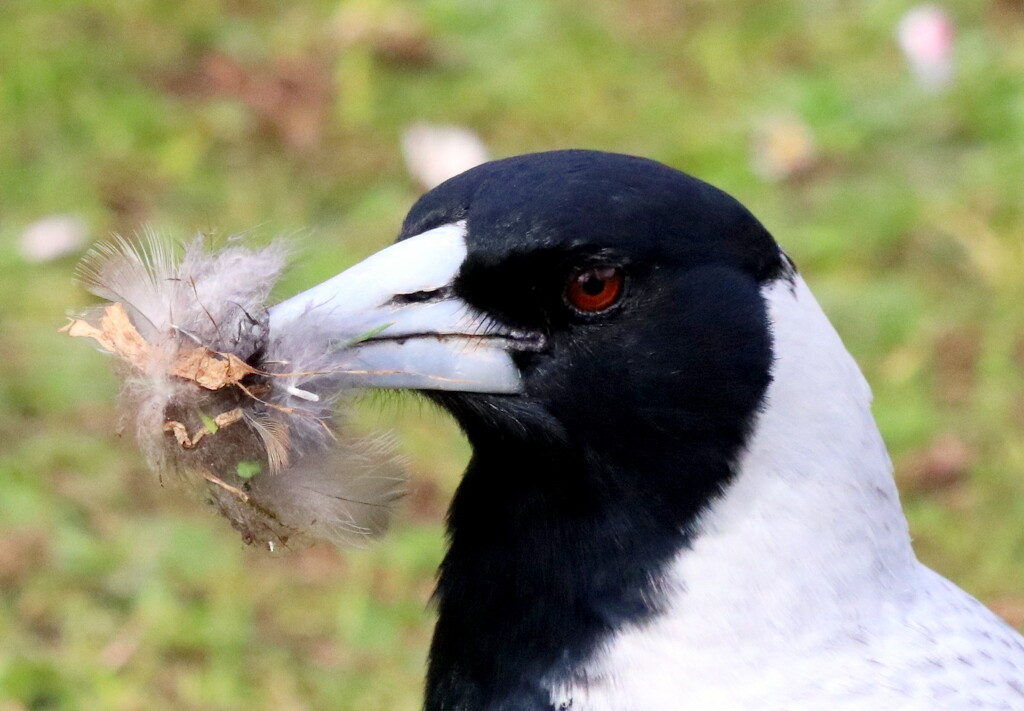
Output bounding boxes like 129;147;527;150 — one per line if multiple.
60;301;257;389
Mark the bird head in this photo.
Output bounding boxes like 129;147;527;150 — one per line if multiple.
271;150;918;709
273;151;791;480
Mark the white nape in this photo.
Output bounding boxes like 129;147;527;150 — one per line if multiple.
550;274;1024;710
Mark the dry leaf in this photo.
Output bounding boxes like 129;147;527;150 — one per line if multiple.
988;596;1024;630
171;346;257;389
752;115;818;182
62;301;257;389
896;433;973;494
61;302;151;370
164;408;244;449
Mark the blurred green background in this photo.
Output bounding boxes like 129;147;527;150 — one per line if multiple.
1;1;1023;709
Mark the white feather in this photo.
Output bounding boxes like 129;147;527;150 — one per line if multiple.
73;234;406;550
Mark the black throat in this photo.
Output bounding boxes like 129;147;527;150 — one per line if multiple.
424;401;748;711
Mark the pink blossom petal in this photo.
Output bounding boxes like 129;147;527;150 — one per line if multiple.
897;5;955;90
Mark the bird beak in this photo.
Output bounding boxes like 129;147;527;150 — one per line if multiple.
268;223;529;394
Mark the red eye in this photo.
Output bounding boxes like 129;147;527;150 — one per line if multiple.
565;265;624;313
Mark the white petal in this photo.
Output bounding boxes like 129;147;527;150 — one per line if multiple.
19;215;89;263
401;123;489;189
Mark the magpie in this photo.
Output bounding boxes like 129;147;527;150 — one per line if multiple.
272;150;1024;710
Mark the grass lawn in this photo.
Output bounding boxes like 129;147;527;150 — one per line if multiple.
1;1;1022;709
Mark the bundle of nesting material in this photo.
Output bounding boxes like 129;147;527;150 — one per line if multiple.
62;236;404;551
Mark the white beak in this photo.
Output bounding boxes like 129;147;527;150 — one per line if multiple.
268;223;527;394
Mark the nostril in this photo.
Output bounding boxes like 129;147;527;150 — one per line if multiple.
391;287;451;305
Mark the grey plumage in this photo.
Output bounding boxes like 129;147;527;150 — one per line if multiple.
68;235;404;550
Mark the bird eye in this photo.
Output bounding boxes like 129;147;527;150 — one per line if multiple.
565;265;624;314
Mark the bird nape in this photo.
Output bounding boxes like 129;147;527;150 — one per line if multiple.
283;150;1024;711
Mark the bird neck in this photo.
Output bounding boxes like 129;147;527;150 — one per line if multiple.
648;277;919;649
539;278;922;709
425;276;919;711
426;409;746;710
